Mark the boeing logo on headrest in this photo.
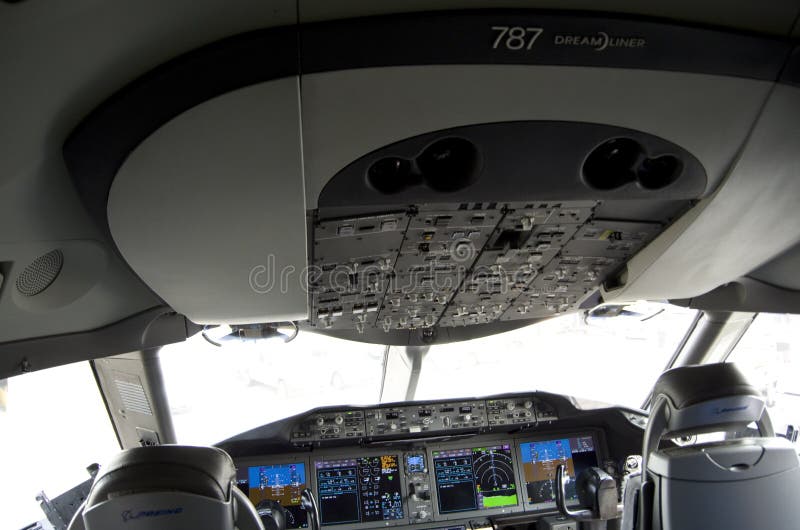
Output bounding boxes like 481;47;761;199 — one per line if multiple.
121;507;183;523
713;405;748;415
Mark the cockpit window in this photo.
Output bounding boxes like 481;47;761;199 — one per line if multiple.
0;362;121;529
726;313;800;437
415;302;699;410
161;302;698;446
159;333;386;446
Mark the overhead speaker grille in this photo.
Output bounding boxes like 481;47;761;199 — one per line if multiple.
15;249;63;296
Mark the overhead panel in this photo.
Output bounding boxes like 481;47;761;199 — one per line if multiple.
304;118;706;338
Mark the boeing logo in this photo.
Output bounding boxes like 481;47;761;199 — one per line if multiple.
121;507;183;523
713;405;749;415
553;32;646;52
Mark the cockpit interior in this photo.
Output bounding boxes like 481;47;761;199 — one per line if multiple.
1;1;800;529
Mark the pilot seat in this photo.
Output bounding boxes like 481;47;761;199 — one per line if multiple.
623;362;800;529
66;445;265;530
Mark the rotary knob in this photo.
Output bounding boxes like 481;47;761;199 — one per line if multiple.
524;400;533;409
315;417;325;427
334;415;344;425
506;402;516;411
417;510;429;520
443;416;452;427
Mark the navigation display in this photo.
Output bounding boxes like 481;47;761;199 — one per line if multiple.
519;435;599;510
432;444;518;514
245;462;308;528
316;455;404;526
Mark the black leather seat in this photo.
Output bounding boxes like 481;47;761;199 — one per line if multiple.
68;445;264;530
87;445;234;504
622;363;800;530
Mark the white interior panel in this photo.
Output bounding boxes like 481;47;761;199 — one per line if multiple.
109;80;308;325
301;65;771;208
606;84;800;302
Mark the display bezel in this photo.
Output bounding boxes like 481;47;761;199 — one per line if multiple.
427;436;523;521
513;429;607;513
311;449;409;529
234;455;313;529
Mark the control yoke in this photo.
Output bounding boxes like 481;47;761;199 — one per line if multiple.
556;464;622;523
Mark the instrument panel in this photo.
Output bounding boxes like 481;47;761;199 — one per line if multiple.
235;431;604;529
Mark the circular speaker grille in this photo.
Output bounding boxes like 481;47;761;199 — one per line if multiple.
16;249;64;296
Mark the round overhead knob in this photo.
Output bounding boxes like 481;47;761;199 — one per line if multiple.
417;510;429;520
390;423;398;430
316;417;325;427
463;414;472;422
524;400;533;409
506;402;516;411
334;415;344;425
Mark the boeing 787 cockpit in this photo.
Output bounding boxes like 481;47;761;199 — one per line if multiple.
1;1;800;529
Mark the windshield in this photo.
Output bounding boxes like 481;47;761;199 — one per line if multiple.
160;302;698;445
726;312;800;437
1;361;121;530
415;303;697;408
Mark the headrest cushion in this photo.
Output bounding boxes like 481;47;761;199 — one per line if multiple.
652;363;759;410
86;445;234;508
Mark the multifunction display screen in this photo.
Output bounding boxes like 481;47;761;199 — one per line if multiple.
432;444;518;514
316;455;404;525
406;454;426;473
245;462;308;528
519;436;599;510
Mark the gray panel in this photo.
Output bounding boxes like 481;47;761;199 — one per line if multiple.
93;351;179;449
108;81;308;325
0;240;161;344
0;308;193;380
672;277;800;313
298;0;800;36
649;439;800;529
0;0;294;343
0;0;292;191
301;66;771;209
748;239;800;291
612;85;800;302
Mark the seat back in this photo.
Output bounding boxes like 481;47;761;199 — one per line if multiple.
624;363;800;530
67;445;264;530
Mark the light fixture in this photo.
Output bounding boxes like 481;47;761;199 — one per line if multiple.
201;322;298;347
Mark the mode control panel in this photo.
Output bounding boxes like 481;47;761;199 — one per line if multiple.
486;397;536;428
291;410;366;443
404;452;433;523
366;401;487;436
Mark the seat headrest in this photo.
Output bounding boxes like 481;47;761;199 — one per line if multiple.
86;445;235;509
649;363;765;438
652;363;759;410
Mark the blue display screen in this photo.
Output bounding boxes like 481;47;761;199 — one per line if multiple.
519;436;598;510
246;463;308;528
